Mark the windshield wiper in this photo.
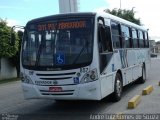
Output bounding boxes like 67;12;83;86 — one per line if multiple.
72;41;89;64
35;22;58;67
35;32;46;66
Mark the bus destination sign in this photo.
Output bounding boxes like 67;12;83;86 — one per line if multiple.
38;21;86;31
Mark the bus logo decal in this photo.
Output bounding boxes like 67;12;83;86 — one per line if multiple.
53;80;58;85
55;53;65;65
73;77;79;84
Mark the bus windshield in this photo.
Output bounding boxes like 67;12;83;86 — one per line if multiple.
22;17;94;70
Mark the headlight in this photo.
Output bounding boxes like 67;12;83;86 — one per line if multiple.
80;69;98;84
21;73;34;84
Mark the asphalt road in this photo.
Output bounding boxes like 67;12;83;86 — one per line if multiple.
0;58;160;120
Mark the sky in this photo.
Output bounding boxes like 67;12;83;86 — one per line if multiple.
0;0;159;41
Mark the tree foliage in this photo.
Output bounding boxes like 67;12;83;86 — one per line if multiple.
9;30;23;77
104;8;141;25
0;19;19;57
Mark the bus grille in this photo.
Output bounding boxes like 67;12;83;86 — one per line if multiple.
41;93;73;95
40;90;74;96
35;72;77;86
36;72;76;76
36;72;76;80
39;77;72;80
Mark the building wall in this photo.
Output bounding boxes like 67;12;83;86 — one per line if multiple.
59;0;78;13
149;40;156;47
155;44;160;53
0;58;17;80
149;40;156;53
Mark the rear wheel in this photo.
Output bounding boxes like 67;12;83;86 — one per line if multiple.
112;73;123;102
139;65;146;84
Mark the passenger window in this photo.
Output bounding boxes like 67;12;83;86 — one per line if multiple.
104;19;112;52
111;21;121;48
132;28;139;48
144;32;149;48
121;25;131;48
138;30;144;48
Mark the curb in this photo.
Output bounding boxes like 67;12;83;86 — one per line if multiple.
142;85;153;95
128;95;141;109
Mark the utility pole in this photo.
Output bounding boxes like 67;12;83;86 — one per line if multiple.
59;0;79;13
120;0;121;9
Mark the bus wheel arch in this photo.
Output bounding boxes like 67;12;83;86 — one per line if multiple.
112;70;123;102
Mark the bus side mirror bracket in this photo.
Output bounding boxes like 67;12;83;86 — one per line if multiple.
10;25;25;46
97;16;105;26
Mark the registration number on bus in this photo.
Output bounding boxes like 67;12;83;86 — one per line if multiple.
49;87;62;92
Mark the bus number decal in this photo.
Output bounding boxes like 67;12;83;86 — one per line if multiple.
80;67;88;73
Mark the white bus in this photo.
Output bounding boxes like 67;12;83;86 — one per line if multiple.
21;12;150;101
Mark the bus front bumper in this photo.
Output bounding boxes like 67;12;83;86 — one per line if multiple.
21;80;102;100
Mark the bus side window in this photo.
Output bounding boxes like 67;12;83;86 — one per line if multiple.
98;23;112;53
121;25;131;48
131;28;139;48
111;21;121;49
138;30;144;48
144;32;149;48
105;25;112;51
98;24;107;53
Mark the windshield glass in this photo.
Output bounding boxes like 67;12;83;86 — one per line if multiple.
22;17;94;70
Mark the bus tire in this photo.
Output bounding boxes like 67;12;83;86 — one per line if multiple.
112;73;122;102
139;65;146;84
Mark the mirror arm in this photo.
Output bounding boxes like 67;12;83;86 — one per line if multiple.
10;25;25;46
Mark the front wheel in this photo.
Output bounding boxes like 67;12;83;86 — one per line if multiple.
111;73;123;102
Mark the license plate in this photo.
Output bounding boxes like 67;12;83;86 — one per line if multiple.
49;87;62;92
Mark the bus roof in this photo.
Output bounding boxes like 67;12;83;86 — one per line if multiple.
96;12;147;31
26;12;96;24
27;12;147;31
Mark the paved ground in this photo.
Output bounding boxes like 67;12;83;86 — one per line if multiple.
0;58;160;120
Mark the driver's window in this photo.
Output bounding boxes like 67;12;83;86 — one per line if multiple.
98;22;112;53
98;24;103;53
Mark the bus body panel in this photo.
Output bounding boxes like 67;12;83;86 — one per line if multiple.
22;78;102;100
99;47;150;99
100;73;115;99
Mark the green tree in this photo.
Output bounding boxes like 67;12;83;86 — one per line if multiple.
9;31;23;77
0;19;19;58
104;8;141;25
0;19;21;77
